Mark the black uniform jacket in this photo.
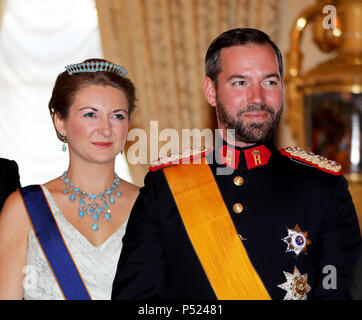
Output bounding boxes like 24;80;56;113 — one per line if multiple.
112;140;361;300
0;158;21;211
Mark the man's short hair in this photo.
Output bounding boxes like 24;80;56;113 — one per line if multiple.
205;28;284;85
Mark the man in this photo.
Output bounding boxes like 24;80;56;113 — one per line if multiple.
112;28;361;300
0;158;21;211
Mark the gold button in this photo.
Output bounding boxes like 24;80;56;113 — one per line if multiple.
233;203;244;214
233;176;244;186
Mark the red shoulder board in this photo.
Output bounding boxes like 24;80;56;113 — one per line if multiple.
149;147;212;172
280;147;343;176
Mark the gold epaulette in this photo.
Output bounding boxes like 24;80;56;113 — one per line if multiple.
149;147;211;172
280;147;343;176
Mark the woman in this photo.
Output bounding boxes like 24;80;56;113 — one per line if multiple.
0;59;139;300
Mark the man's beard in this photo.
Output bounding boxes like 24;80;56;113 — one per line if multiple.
215;95;283;144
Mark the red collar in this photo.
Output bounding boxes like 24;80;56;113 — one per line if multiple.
219;144;271;170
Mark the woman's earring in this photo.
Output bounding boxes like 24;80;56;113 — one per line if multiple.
120;149;123;155
61;134;67;152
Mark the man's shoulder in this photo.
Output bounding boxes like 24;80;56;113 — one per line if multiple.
0;158;18;167
148;147;212;172
0;158;19;175
278;147;343;177
143;148;212;194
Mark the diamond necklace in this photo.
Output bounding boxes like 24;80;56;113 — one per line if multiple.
61;171;122;231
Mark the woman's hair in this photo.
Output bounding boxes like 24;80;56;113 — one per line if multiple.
48;58;136;141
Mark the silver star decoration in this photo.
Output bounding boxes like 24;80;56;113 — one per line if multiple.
282;224;311;256
278;266;311;300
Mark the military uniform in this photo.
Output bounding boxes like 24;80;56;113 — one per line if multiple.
112;140;361;300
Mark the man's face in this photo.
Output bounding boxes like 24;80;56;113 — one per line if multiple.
204;44;283;145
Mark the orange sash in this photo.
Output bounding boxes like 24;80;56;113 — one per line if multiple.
163;161;271;300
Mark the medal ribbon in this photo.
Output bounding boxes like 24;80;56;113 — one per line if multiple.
163;160;271;300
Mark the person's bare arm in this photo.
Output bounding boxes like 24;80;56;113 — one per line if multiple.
0;191;30;299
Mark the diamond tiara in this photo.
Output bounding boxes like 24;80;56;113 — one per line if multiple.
65;61;127;77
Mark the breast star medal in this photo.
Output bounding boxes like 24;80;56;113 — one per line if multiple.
278;266;311;300
282;224;311;256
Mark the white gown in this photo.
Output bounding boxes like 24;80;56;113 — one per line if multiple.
23;185;127;300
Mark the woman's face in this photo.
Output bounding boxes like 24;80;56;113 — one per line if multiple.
55;85;129;165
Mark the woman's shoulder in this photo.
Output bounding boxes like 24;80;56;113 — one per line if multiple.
1;177;59;222
43;176;62;192
0;189;30;235
122;180;140;191
121;180;140;199
2;189;26;212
